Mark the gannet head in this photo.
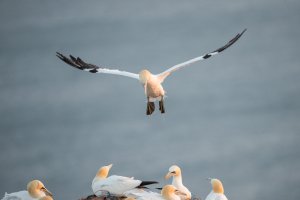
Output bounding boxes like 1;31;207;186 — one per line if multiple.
139;69;151;84
165;165;181;179
27;180;53;198
96;164;113;179
208;178;224;194
162;185;186;200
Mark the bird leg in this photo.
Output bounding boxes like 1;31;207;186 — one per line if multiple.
146;97;155;115
159;97;165;114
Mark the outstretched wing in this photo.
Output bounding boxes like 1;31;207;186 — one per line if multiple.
56;52;139;80
156;29;247;83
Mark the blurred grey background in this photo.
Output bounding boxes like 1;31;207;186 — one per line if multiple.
1;0;300;199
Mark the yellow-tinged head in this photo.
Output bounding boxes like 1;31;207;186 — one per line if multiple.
165;165;181;179
161;185;186;200
96;164;113;179
139;69;151;84
209;178;224;194
27;180;53;198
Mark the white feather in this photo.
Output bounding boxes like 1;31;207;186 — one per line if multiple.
92;175;142;196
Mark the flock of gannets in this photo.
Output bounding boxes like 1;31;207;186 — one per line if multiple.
56;29;246;115
2;165;228;200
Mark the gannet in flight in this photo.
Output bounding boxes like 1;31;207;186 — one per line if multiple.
205;178;228;200
57;29;246;115
165;165;191;199
92;164;158;197
2;180;53;200
124;185;186;200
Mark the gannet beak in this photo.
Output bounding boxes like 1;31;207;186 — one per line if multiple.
206;177;212;181
107;164;113;170
165;172;173;180
42;187;53;197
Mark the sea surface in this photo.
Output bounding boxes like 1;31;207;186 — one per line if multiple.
0;0;300;199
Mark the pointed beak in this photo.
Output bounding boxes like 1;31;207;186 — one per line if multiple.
42;187;53;197
107;164;113;170
165;172;173;180
206;177;212;181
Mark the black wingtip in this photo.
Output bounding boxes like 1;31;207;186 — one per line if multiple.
56;52;63;58
241;28;247;35
140;181;159;186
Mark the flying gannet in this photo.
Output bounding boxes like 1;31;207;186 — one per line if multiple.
124;185;186;200
92;164;158;197
57;29;246;115
165;165;191;199
205;178;228;200
2;180;53;200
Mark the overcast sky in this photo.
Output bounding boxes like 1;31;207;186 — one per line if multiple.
0;0;300;199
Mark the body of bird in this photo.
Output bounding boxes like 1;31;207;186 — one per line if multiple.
92;175;145;196
92;164;158;196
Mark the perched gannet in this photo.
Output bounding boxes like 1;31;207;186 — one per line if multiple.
165;165;191;199
56;29;246;115
124;185;185;200
205;178;228;200
92;164;158;196
2;180;53;200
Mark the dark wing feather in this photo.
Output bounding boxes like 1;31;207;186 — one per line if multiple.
56;52;100;71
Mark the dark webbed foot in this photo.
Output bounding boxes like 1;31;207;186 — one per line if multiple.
146;102;155;115
159;99;165;114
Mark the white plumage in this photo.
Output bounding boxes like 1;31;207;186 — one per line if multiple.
124;188;163;200
205;191;228;200
2;191;30;200
124;185;185;200
92;175;144;196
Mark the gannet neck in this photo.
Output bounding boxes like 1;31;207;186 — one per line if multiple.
27;180;52;198
172;175;183;187
211;179;224;194
96;164;113;179
139;69;152;84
